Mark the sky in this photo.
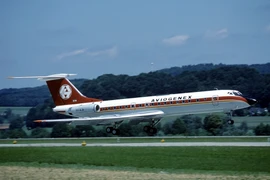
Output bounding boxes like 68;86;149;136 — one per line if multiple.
1;0;270;89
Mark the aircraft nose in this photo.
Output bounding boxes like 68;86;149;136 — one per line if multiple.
245;97;257;106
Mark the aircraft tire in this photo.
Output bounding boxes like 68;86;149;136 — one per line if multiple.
148;127;157;135
106;127;113;133
227;120;234;125
143;126;150;132
112;129;120;135
147;128;157;136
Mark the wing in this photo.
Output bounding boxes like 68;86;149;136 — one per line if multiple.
34;110;164;125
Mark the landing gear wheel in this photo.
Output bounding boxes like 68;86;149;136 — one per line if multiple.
112;129;120;135
144;126;157;135
106;127;113;133
227;110;235;125
143;126;150;132
227;119;234;125
149;127;157;134
143;118;161;136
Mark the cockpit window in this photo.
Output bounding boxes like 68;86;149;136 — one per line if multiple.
233;91;243;96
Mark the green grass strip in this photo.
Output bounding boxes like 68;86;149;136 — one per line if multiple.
0;146;269;173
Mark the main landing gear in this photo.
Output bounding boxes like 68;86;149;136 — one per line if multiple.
227;111;234;125
106;119;161;136
143;119;161;136
143;126;157;135
106;127;120;135
106;121;122;135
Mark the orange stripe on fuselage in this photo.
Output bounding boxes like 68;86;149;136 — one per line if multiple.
99;96;247;113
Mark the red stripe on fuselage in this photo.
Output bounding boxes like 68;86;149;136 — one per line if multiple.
98;96;247;112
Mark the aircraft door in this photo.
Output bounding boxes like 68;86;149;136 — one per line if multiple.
212;95;219;106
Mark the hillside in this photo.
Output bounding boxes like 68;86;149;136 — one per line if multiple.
158;63;270;76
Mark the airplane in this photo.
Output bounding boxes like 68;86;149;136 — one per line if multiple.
9;73;257;135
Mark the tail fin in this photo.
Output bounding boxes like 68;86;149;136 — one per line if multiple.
8;73;102;106
46;78;101;106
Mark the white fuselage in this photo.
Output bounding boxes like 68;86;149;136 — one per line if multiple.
53;90;249;120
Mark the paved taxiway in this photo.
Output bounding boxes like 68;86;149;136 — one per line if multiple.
0;142;270;147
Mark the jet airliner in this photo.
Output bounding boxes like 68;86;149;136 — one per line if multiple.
9;73;257;135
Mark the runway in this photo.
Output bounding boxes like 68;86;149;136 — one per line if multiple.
1;142;270;147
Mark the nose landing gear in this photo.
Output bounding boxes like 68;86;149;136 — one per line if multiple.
227;119;234;125
227;111;235;125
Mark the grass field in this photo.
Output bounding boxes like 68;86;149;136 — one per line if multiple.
1;146;270;172
1;137;270;179
0;146;270;179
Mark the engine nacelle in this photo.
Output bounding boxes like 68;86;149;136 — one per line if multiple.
68;104;100;116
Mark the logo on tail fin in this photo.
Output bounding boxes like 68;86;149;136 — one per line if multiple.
59;84;72;100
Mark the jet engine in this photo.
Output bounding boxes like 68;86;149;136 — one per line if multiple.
67;104;100;116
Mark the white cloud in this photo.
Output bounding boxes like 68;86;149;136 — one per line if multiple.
56;46;118;60
205;28;228;39
87;46;118;57
162;35;190;46
56;48;88;60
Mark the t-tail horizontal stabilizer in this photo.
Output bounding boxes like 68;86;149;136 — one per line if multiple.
8;73;77;81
